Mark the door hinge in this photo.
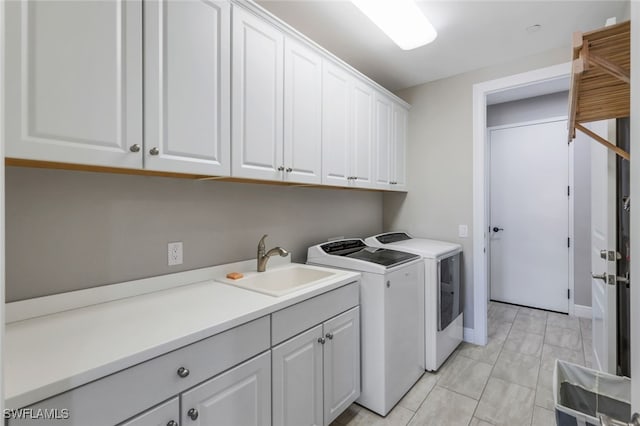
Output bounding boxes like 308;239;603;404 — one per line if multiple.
568;186;570;196
567;289;570;299
567;237;570;248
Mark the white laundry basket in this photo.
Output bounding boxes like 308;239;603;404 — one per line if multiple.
553;360;631;426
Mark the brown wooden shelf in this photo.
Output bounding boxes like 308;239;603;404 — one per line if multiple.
568;20;630;160
4;158;390;193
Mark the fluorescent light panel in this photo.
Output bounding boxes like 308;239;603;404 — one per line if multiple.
351;0;437;50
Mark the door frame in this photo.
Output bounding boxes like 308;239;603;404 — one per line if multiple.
472;62;570;345
629;0;639;411
1;0;6;412
486;116;572;313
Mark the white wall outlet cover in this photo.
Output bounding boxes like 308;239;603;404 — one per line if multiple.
458;225;469;238
168;242;183;266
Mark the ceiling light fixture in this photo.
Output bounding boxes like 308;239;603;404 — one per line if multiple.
350;0;437;50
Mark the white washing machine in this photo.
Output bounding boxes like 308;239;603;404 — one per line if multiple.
307;239;425;416
365;232;463;371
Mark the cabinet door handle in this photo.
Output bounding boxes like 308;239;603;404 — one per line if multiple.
325;333;333;340
187;408;199;421
149;147;160;156
318;337;326;344
277;166;285;171
167;421;178;426
286;167;293;173
176;367;190;378
129;144;141;153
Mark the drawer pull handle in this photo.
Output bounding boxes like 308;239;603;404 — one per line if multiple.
167;421;178;426
187;408;199;421
177;367;190;378
325;333;334;340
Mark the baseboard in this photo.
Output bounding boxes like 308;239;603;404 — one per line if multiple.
573;304;592;319
463;327;475;343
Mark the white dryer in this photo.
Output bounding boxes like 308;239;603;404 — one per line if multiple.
365;232;463;371
307;239;425;416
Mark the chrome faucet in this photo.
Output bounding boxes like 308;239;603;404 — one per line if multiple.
257;234;289;272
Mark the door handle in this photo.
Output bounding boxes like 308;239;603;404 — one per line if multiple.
600;250;622;261
599;412;640;426
492;227;504;232
592;273;625;286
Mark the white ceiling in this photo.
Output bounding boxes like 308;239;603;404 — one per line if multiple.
256;0;630;92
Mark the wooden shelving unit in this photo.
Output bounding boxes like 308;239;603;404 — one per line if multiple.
568;20;630;160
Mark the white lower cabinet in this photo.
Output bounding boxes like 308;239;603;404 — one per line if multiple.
181;351;271;426
7;287;360;426
322;308;361;424
119;398;179;426
272;325;324;426
272;307;360;426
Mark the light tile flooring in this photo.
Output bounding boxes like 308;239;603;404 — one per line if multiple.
331;301;593;426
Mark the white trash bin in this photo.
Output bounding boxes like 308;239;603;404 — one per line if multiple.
553;360;631;426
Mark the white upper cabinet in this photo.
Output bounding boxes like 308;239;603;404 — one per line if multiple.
232;7;284;181
391;103;409;191
350;80;374;188
373;94;393;188
322;61;375;189
283;38;323;184
321;61;351;187
144;0;231;175
4;0;143;168
4;0;408;190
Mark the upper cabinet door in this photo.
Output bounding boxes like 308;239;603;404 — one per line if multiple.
322;61;351;187
144;0;231;176
232;7;284;181
392;103;408;191
4;0;143;168
373;94;393;189
351;81;374;188
283;38;322;185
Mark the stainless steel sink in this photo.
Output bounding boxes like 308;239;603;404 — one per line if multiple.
219;264;337;297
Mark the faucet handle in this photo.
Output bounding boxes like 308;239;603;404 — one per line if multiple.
258;234;268;249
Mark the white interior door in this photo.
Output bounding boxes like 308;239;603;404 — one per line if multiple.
489;119;569;312
587;120;617;374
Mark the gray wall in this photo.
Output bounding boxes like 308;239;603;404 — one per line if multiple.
486;90;592;308
487;91;569;127
6;167;383;302
385;47;570;329
573;140;592;306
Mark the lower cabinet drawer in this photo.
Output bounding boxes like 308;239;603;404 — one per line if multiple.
271;282;359;346
8;316;270;426
118;397;179;426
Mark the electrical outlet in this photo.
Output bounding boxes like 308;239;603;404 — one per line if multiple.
168;242;183;266
458;225;468;238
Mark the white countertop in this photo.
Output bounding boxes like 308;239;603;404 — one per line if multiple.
5;262;360;409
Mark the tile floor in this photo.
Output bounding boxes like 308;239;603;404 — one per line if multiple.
330;301;594;426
